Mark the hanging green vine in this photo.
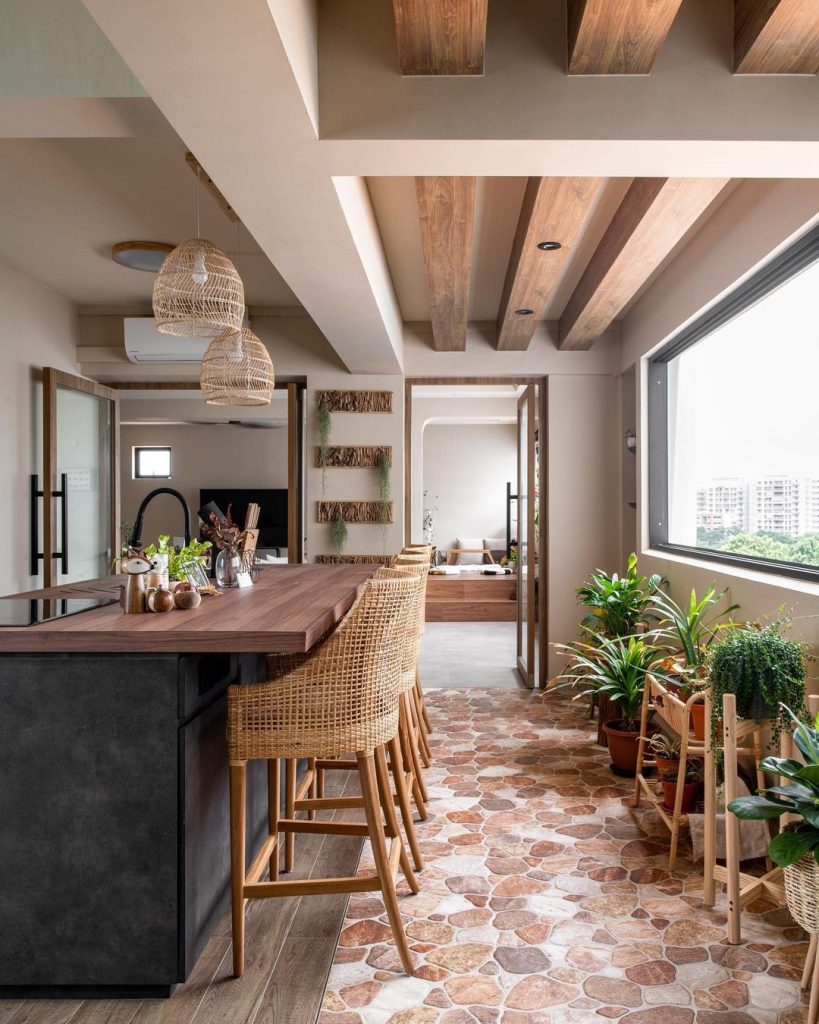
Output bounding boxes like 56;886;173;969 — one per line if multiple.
330;511;348;557
374;449;391;553
317;399;332;495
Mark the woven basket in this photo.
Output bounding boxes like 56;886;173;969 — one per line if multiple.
783;852;819;933
200;327;274;406
153;238;245;338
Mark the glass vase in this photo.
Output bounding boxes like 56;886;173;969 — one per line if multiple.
215;546;241;588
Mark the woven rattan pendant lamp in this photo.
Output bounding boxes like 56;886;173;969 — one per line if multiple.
152;164;244;337
200;326;274;406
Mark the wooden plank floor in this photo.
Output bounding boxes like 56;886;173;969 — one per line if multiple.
6;770;363;1024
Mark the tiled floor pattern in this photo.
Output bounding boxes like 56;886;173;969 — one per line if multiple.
320;689;809;1024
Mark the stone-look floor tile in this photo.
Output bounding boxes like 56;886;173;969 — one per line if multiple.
320;690;806;1023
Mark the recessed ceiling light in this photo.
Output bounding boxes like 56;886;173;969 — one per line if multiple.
537;241;562;251
515;308;534;316
112;241;175;273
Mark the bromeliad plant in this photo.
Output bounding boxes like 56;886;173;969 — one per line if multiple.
576;552;662;640
728;705;819;867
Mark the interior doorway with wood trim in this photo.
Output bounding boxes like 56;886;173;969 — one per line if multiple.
405;376;547;690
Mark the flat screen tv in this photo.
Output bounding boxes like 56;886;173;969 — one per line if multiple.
199;489;288;550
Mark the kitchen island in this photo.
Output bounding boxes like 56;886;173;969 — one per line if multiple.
0;565;374;998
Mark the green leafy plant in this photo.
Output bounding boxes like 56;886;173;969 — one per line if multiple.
375;450;391;551
649;585;739;672
317;399;332;494
728;705;819;866
144;534;172;560
575;552;662;640
168;538;212;581
647;731;683;761
331;511;348;557
707;618;808;754
551;635;666;731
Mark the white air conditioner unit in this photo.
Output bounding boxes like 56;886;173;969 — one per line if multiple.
124;313;251;364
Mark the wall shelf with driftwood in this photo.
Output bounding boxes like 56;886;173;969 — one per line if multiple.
316;390;393;414
314;554;386;565
316;500;394;524
314;445;392;469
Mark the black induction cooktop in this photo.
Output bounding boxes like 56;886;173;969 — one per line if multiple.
0;597;117;628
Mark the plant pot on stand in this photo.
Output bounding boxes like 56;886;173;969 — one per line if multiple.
603;719;642;776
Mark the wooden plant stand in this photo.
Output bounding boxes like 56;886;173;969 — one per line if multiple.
633;674;706;869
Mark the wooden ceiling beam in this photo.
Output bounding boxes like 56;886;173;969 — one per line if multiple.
734;0;819;74
393;0;488;75
558;177;731;351
416;176;476;352
496;177;604;351
567;0;684;75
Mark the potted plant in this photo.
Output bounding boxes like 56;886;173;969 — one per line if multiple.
707;618;808;755
728;706;819;934
575;552;662;641
551;636;665;775
648;731;703;813
317;397;332;495
168;538;212;583
375;449;391;552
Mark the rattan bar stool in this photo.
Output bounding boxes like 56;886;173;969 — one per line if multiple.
227;576;420;978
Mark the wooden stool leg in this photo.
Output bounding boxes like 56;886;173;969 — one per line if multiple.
357;751;415;976
229;762;247;978
285;757;297;872
307;757;317;821
268;758;280;881
802;933;818;990
405;693;429;801
388;734;424;871
810;941;819;1024
400;694;427;819
374;744;419;894
416;670;431;733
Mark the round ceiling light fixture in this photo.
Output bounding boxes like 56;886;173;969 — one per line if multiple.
112;241;175;272
515;308;534;316
537;241;562;251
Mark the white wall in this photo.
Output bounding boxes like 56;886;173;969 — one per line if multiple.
620;179;819;676
0;259;80;596
119;420;289;550
422;422;516;555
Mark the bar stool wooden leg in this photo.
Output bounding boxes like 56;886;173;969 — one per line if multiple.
307;757;317;821
268;758;280;881
416;669;432;733
285;757;297;872
357;750;415;977
404;692;429;802
229;762;247;978
400;694;428;819
375;744;419;894
388;734;424;871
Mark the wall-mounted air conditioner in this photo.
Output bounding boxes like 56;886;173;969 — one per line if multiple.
123;313;251;364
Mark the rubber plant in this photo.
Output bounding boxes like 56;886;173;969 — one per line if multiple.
375;449;391;551
706;617;808;756
330;511;348;559
317;397;332;495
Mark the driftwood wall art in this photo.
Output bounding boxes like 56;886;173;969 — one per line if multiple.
317;390;393;413
314;554;387;565
315;445;392;469
317;501;394;524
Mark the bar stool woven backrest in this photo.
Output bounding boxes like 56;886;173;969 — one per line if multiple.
375;567;425;690
227;575;416;762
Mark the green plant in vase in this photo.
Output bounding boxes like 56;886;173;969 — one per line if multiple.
375;449;391;552
576;552;662;641
331;511;348;559
168;538;212;582
317;398;332;495
707;617;808;756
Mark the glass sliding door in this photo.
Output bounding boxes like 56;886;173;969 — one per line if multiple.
516;384;537;687
41;369;119;587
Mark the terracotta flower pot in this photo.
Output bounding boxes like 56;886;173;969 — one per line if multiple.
691;702;706;740
603;720;642;776
661;779;700;813
655;756;680;778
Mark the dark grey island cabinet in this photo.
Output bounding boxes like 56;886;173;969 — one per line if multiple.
0;651;270;998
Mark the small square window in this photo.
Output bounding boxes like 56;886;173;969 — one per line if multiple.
133;446;172;479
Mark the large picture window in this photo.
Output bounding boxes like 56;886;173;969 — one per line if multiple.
649;225;819;581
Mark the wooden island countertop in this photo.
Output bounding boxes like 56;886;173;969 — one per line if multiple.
0;564;376;654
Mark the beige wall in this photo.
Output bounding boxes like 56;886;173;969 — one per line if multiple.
119;420;289;551
620;179;819;672
0;259;80;596
422;422;516;555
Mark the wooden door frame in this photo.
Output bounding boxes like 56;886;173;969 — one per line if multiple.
42;369;120;588
516;384;537;688
405;375;548;687
105;378;306;564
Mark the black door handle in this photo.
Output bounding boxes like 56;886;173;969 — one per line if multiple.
29;473;68;575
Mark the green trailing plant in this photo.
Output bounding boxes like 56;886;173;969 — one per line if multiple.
707;618;808;755
375;449;391;552
575;552;662;640
550;635;668;731
317;399;332;494
728;705;819;867
330;512;348;557
649;584;739;673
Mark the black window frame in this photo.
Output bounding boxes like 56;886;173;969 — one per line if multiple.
133;445;172;480
648;222;819;585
